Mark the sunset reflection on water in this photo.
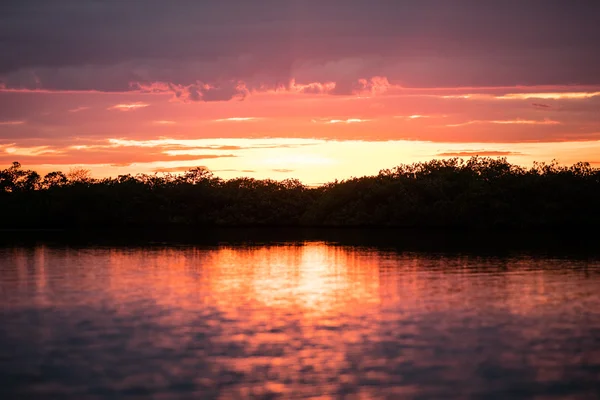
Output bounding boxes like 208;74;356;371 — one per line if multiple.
1;243;599;398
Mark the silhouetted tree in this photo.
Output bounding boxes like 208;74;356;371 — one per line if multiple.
67;167;92;183
0;162;41;192
1;157;599;229
42;171;68;189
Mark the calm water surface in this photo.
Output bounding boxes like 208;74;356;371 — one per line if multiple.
1;241;600;399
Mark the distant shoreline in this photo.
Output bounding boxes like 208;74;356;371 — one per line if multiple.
2;227;599;256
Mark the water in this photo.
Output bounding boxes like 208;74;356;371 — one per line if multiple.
1;238;600;399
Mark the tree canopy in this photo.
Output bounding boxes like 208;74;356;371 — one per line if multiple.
1;157;599;229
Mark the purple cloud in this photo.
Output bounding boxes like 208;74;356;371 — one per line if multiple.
1;1;599;92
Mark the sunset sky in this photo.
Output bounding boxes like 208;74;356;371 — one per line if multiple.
1;1;600;184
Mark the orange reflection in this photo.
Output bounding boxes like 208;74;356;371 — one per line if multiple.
2;243;599;398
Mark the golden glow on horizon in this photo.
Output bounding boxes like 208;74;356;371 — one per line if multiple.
5;138;598;186
262;154;337;167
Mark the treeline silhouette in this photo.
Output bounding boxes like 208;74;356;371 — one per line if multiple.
1;157;599;229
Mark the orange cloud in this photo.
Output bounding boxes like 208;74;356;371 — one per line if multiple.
68;106;90;113
152;165;208;173
446;119;561;127
5;79;600;103
497;92;600;100
130;76;394;101
107;102;150;111
163;149;237;156
0;120;25;125
355;76;391;96
272;168;294;173
436;150;523;157
0;87;115;94
315;118;370;124
2;145;63;156
288;79;336;94
0;149;235;166
440;94;476;99
99;138;321;150
531;103;551;109
133;80;249;102
213;117;259;122
3;80;600;157
394;115;434;120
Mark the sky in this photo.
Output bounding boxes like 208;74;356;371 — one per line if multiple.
1;0;600;184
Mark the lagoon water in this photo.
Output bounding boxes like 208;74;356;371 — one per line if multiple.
1;237;599;399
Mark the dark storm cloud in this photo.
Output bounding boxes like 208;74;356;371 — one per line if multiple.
1;0;599;91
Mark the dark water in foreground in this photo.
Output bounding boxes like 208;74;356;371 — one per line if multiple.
1;236;600;399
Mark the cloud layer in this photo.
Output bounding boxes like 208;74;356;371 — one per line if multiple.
1;1;600;92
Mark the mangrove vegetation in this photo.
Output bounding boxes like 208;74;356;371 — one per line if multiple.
1;157;599;229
